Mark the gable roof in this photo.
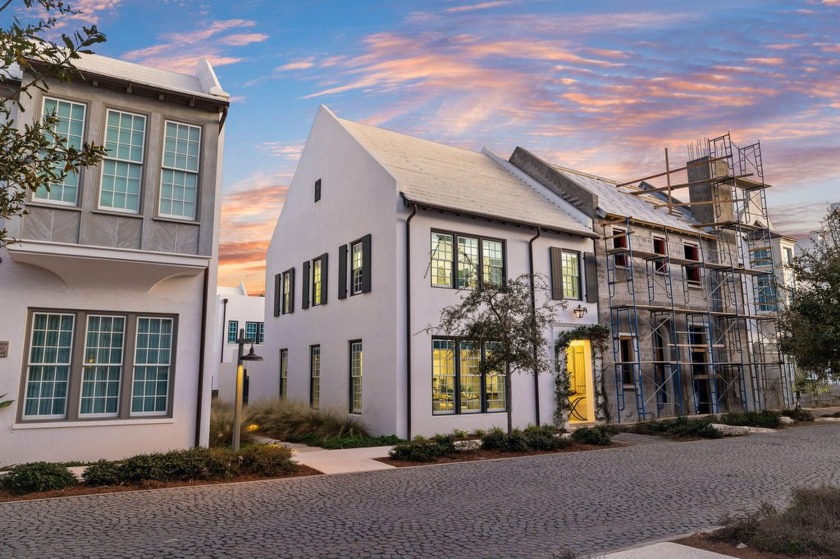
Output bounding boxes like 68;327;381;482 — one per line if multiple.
330;110;595;238
552;166;702;235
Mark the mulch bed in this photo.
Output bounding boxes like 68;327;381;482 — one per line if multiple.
377;441;625;467
0;464;322;503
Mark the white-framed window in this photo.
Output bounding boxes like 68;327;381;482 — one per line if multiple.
279;348;288;400
310;345;320;409
227;320;238;344
312;255;325;306
431;338;506;415
245;321;264;344
100;109;146;212
80;315;125;417
349;341;363;414
159;120;201;220
550;248;581;300
21;310;176;422
34;98;86;205
430;231;505;289
131;317;173;416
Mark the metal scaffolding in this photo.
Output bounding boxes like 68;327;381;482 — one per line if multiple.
606;134;794;421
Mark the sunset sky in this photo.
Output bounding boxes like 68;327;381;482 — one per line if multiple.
33;0;840;293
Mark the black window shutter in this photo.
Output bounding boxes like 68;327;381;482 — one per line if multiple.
584;252;599;303
288;267;296;313
320;252;329;304
338;244;348;300
273;273;281;317
314;179;321;202
549;247;564;300
302;261;310;309
361;234;372;293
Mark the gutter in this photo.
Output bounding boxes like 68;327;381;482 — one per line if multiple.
195;267;210;447
404;198;418;440
528;227;542;426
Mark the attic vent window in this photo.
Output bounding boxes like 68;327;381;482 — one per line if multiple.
315;179;321;202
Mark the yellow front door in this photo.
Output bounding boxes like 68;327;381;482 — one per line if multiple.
566;340;595;424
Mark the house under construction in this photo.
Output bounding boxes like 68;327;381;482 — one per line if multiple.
511;134;794;422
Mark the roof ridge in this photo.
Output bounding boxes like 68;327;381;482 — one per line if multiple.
335;116;484;156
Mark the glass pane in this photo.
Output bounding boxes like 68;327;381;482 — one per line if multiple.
432;339;456;414
431;233;453;287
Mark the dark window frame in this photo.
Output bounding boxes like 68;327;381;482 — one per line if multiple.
279;348;288;400
430;336;506;416
348;339;363;414
429;229;506;290
309;344;320;409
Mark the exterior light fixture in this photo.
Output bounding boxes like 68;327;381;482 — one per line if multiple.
233;331;263;451
573;305;588;319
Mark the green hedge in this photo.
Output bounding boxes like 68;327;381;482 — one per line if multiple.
718;410;782;429
389;435;458;462
0;462;78;495
570;425;616;446
481;425;571;452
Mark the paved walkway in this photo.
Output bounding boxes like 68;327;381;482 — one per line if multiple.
3;424;840;558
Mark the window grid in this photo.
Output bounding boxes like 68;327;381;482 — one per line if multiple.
80;315;125;417
310;346;320;409
459;341;481;413
132;317;173;415
431;232;505;289
457;236;479;289
312;259;323;306
245;321;258;343
35;98;86;204
756;275;778;312
432;339;506;415
484;342;506;411
258;322;265;344
351;242;364;295
23;313;75;419
100;110;145;212
282;272;291;314
350;341;363;414
482;240;504;287
227;321;238;343
431;233;453;287
432;339;456;414
561;251;581;300
279;349;288;400
159;121;201;219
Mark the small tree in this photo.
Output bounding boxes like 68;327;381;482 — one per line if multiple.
779;207;840;383
427;274;563;434
1;0;106;248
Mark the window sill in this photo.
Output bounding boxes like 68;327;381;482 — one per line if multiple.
25;201;82;212
153;215;199;226
13;417;174;430
92;209;144;219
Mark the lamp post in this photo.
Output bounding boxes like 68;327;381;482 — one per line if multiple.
233;328;263;451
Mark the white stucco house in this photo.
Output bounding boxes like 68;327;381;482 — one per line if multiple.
0;54;229;466
212;284;265;402
258;106;601;439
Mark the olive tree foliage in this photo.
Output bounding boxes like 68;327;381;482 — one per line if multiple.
0;0;106;248
425;274;565;434
779;207;840;383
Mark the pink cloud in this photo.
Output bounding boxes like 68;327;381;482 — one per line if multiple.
445;1;511;13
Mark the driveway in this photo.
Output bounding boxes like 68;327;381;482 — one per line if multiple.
3;424;840;558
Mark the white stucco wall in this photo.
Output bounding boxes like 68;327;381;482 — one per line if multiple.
211;287;266;402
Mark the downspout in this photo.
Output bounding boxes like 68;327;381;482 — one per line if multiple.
529;227;542;426
220;298;228;363
195;267;210;447
405;201;418;440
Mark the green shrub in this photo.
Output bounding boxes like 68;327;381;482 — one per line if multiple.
246;399;369;441
523;425;570;451
389;435;457;462
781;409;815;422
718;410;781;429
82;459;123;487
0;462;77;494
238;444;297;477
480;427;510;451
317;435;402;449
570;425;615;446
632;416;722;439
481;426;569;452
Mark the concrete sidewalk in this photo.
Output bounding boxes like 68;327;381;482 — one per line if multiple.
602;542;735;558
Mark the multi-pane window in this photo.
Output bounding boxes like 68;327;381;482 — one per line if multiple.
431;232;505;289
756;274;778;312
21;311;176;421
227;320;238;343
159;121;201;219
258;322;264;344
562;251;581;300
245;321;259;343
351;241;364;295
23;313;75;419
80;315;125;416
683;243;701;285
431;338;506;415
279;349;288;400
132;318;173;415
753;248;772;267
310;345;320;409
349;341;363;414
312;258;323;306
35;98;86;204
100;110;145;212
282;270;293;314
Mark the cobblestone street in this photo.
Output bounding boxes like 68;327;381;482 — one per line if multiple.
3;424;840;559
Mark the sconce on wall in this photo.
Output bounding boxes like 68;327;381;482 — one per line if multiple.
573;304;588;319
